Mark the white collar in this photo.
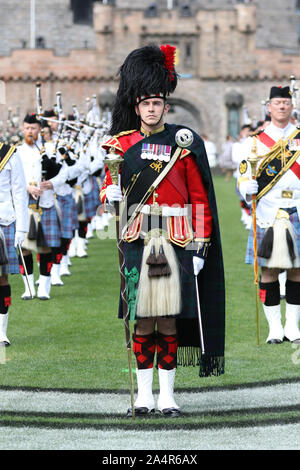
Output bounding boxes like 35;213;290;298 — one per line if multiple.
266;121;295;140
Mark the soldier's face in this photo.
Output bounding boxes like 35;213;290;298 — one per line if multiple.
267;98;293;125
48;118;59;132
135;98;169;130
42;127;52;141
22;122;40;144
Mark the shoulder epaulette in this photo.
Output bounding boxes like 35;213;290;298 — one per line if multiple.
0;143;17;172
179;148;191;159
103;130;138;153
114;129;137;138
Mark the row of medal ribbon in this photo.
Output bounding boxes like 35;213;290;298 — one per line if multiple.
140;143;172;162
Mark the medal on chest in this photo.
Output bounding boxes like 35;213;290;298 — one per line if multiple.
141;143;172;162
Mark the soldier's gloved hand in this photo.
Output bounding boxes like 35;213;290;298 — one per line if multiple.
106;184;123;204
245;179;258;195
14;231;25;248
193;256;205;276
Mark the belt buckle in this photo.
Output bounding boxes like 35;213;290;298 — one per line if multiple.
150;203;162;216
282;190;293;199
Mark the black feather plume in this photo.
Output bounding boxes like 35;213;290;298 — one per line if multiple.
37;221;46;247
28;214;37;240
286;228;296;262
110;44;178;135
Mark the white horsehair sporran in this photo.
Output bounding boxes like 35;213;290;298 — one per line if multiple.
136;229;181;318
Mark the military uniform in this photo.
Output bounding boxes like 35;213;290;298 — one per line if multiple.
101;44;225;417
238;86;300;344
0;144;28;345
18;124;63;300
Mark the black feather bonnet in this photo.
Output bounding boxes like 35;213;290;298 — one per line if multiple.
110;44;178;135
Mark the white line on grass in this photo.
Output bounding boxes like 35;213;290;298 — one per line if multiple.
0;382;299;415
0;423;300;450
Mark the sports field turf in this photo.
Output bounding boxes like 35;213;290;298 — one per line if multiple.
1;174;299;391
0;174;299;450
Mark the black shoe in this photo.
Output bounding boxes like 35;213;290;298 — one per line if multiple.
126;407;155;418
0;341;10;347
284;336;300;345
160;407;181;418
267;338;283;344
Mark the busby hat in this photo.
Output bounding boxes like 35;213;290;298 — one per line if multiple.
23;113;40;125
269;86;292;100
110;44;178;135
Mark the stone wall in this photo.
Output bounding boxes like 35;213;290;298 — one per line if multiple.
1;0;300;152
0;0;97;56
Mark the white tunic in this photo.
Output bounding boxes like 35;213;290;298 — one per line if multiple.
18;141;66;209
238;122;300;228
0;149;28;232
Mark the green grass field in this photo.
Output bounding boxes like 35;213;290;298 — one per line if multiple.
1;174;300;450
1;173;299;393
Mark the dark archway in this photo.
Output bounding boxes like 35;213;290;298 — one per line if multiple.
166;97;202;133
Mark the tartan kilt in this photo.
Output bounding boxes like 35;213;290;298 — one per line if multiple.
245;210;300;267
41;205;61;248
84;189;99;220
56;194;79;238
118;238;197;320
0;222;19;275
91;176;101;209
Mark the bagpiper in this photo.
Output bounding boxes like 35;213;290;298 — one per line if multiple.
18;113;64;300
0;142;28;346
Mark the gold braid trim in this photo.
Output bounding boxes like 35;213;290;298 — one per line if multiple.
113;129;137;138
0;144;16;172
257;149;300;201
256;128;299;178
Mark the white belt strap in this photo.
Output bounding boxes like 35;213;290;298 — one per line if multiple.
140;205;188;216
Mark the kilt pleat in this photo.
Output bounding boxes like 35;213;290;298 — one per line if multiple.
83;190;98;219
57;194;79;238
91;176;101;208
0;222;19;274
41;205;61;248
83;177;100;220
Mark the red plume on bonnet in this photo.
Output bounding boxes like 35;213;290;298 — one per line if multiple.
109;44;178;135
160;44;176;81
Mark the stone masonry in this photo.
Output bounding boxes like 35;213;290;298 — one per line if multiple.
1;0;300;151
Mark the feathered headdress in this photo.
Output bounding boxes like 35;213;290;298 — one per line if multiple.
110;44;178;135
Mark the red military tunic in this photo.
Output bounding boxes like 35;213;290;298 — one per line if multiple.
101;127;212;257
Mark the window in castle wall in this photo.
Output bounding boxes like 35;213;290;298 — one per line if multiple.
71;0;93;25
296;0;300;13
184;42;193;67
228;107;240;140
